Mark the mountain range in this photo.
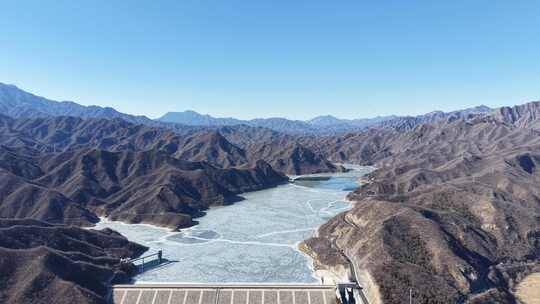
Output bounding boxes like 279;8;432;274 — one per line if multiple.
0;82;494;135
158;106;494;134
0;144;288;229
302;113;540;303
0;83;154;125
0;81;538;304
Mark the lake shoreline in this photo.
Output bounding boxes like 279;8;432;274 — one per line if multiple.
94;166;372;283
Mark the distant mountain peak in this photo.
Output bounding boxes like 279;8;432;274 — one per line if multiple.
473;104;493;111
0;82;163;127
308;115;343;126
158;110;242;126
0;82;19;89
312;114;339;119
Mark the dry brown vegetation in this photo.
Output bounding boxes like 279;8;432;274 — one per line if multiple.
303;111;540;304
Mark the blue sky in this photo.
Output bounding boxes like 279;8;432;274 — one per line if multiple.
1;1;539;120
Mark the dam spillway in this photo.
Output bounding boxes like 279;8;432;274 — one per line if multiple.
112;284;340;304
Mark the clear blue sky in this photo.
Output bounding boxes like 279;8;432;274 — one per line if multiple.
1;1;539;120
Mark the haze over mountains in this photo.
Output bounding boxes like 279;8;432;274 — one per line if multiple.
0;82;494;135
158;106;494;134
0;83;344;175
0;82;538;304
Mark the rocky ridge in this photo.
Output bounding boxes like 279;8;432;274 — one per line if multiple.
0;146;288;229
0;114;340;175
302;115;540;304
1;82;494;135
0;219;147;304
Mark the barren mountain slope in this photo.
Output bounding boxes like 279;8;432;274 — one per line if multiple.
308;102;540;165
0;219;147;304
0;147;287;229
0;115;339;175
302;118;540;304
494;101;540;129
246;140;345;175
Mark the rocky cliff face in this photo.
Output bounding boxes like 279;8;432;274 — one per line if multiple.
302;117;540;304
494;101;540;129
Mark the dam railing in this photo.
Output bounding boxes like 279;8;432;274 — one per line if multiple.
112;282;367;304
123;250;164;273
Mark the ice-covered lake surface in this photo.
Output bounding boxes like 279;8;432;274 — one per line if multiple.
94;165;372;283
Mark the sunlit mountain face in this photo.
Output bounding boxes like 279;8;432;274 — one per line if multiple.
0;81;539;304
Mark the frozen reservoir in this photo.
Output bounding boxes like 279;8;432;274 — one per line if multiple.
95;166;372;283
